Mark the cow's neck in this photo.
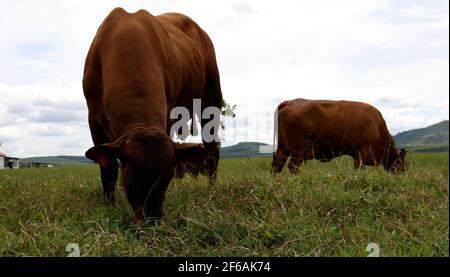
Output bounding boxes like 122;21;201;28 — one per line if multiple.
112;115;166;138
105;94;168;140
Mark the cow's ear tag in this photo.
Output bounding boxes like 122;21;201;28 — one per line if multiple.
86;142;121;164
98;153;110;167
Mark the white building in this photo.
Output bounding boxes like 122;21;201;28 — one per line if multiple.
0;152;20;169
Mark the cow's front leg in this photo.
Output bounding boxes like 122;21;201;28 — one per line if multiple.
100;158;118;203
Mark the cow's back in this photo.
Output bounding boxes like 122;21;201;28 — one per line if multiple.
156;13;221;110
84;8;168;100
83;8;222;140
83;8;173;138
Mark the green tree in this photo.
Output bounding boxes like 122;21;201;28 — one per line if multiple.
221;100;236;130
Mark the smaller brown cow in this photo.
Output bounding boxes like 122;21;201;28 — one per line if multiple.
272;99;407;174
174;143;211;178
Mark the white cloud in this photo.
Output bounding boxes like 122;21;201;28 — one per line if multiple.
0;0;448;157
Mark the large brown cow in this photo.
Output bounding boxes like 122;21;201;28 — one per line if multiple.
272;99;407;174
83;8;223;222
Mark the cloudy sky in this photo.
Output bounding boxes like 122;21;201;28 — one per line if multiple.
0;0;448;158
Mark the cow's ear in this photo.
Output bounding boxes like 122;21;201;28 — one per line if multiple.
173;143;210;166
85;143;121;167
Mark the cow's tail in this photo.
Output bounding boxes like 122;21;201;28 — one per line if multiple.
273;106;279;160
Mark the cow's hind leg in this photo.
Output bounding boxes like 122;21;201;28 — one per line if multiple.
288;148;306;174
201;47;224;184
273;147;289;174
288;154;303;174
199;95;220;182
353;152;363;170
353;146;371;171
203;140;220;183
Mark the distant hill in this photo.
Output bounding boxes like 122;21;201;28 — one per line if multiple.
220;142;271;158
20;155;93;166
393;120;449;152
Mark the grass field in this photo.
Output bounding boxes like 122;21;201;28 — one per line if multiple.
0;153;448;256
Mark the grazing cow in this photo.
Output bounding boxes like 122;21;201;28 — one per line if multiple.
174;143;210;178
272;99;407;174
83;8;223;222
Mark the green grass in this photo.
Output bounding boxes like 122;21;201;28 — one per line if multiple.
0;153;448;256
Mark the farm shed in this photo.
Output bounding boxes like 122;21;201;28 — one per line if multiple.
0;152;20;169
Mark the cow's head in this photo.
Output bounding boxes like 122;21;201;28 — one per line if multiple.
85;130;210;222
175;143;210;178
390;148;408;173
